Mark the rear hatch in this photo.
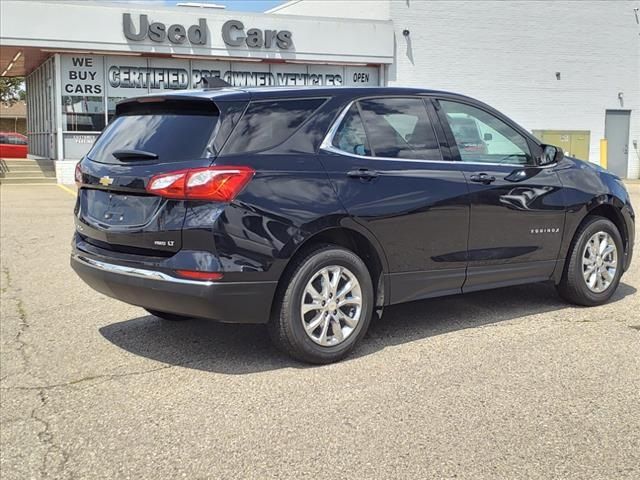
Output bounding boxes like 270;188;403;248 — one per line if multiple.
75;95;243;255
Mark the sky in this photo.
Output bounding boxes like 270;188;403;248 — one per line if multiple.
165;0;285;12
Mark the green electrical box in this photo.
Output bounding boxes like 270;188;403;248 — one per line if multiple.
532;130;590;161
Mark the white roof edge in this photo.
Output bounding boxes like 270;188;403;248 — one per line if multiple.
263;0;391;23
265;0;303;14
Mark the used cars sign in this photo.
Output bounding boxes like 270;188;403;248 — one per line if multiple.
123;14;207;45
122;14;292;49
221;20;292;50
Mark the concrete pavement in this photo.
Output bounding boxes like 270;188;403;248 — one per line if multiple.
1;183;639;479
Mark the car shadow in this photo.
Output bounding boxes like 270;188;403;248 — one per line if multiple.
99;281;636;375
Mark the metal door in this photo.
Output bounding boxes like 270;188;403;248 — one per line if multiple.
605;110;631;178
531;130;590;160
436;98;566;291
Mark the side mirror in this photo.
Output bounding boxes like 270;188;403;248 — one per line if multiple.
483;133;493;141
541;144;563;165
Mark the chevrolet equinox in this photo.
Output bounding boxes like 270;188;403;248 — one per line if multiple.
72;86;635;363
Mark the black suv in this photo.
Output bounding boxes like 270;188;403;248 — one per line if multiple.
72;86;634;363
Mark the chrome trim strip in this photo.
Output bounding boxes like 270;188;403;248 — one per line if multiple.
320;100;556;169
321;143;453;165
72;254;216;286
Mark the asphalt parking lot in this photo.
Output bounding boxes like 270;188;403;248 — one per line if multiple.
1;183;639;480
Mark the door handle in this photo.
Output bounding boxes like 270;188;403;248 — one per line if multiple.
347;168;379;180
469;173;496;185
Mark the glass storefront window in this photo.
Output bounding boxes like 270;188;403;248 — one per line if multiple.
62;96;105;131
107;97;127;122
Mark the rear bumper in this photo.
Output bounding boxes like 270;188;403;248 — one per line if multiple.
71;253;277;324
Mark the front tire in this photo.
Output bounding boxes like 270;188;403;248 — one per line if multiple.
557;216;624;306
269;245;374;364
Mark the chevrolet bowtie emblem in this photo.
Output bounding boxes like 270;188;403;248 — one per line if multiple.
99;176;114;186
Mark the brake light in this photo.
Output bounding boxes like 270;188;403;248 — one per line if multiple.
75;162;83;187
146;166;254;201
175;270;223;281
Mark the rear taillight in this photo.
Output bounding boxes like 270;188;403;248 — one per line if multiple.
146;166;254;201
75;162;83;187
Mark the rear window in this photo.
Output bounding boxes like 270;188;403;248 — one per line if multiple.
222;98;327;154
87;101;218;164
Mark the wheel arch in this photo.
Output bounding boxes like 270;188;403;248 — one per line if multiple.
585;201;628;248
273;223;390;316
555;196;630;283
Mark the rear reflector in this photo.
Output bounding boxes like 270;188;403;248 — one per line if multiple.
175;270;224;281
146;166;254;201
75;162;83;186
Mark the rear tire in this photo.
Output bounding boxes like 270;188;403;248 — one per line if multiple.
145;309;192;321
269;244;374;364
557;216;624;306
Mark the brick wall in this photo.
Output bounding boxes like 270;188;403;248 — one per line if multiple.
0;118;26;135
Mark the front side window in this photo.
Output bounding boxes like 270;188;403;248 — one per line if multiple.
358;97;442;160
440;100;533;165
223;98;326;154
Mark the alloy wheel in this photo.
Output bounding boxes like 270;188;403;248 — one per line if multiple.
582;231;618;293
300;265;362;346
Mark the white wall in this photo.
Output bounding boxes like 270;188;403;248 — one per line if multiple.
389;0;640;178
267;0;390;20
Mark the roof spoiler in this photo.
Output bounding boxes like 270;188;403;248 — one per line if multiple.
201;76;232;89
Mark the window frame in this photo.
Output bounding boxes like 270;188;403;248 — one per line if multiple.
429;95;545;167
320;95;449;164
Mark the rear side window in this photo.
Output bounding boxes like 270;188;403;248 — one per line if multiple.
331;97;442;160
358;98;442;160
223;98;326;154
88;101;218;164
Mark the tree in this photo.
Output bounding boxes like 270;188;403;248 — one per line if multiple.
0;77;26;105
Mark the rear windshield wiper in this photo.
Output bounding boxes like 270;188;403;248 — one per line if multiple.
112;149;159;161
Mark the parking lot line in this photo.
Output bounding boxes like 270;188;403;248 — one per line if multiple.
57;184;77;197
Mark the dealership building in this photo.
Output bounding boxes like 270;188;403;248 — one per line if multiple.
0;0;638;182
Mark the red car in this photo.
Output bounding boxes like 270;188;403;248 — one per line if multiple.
0;132;28;158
